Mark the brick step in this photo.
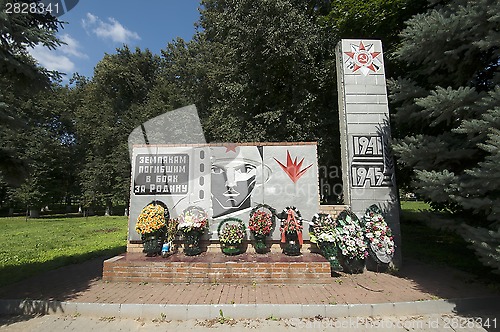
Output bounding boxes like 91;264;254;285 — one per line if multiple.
103;252;334;284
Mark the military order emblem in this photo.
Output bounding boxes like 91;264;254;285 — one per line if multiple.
344;41;382;76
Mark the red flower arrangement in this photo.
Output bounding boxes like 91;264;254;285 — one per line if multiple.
248;210;273;236
279;206;303;245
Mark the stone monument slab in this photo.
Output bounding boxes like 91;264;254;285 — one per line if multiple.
336;39;401;265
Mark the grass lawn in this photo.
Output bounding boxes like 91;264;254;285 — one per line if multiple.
0;215;127;288
400;200;431;212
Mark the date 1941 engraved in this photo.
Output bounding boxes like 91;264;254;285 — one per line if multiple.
351;135;393;188
4;1;60;15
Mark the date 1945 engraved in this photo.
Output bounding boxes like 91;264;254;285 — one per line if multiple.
4;2;60;15
350;135;393;188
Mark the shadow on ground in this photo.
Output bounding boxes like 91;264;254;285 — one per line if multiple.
0;254;118;324
0;246;126;288
0;253;120;302
395;258;500;331
396;258;499;299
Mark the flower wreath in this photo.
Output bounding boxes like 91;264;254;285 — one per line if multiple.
135;200;170;235
217;217;246;245
248;204;276;237
177;206;209;234
279;206;303;245
362;204;395;264
309;213;338;244
336;209;367;260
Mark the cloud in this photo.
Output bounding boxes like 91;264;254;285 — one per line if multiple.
82;12;97;27
28;45;75;73
27;34;87;76
82;12;140;44
59;34;88;59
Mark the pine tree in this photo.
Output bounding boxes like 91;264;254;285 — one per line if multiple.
389;0;500;224
460;223;500;275
455;87;500;223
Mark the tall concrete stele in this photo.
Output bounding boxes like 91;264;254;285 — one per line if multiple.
336;39;402;265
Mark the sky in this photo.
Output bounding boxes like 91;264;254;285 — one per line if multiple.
28;0;202;82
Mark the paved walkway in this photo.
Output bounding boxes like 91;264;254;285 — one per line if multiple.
0;256;497;305
0;255;499;331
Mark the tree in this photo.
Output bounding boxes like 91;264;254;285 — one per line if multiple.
389;0;500;224
454;87;500;223
0;0;64;185
75;47;162;215
199;0;336;140
0;0;62;84
319;0;428;48
2;83;80;217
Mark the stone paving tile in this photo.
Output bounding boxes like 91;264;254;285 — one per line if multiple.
323;284;343;304
197;285;211;305
279;286;290;303
254;284;264;304
268;285;280;304
216;285;227;304
208;284;223;304
203;285;214;304
186;284;204;304
284;285;298;304
303;285;318;304
282;286;294;304
246;287;255;304
294;286;313;304
316;285;332;304
154;284;170;304
331;284;354;304
167;284;183;304
271;286;283;304
240;285;250;304
281;286;293;304
375;273;412;297
233;285;241;304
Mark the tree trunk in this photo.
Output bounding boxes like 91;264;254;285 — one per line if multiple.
105;200;112;216
29;208;40;218
85;207;94;217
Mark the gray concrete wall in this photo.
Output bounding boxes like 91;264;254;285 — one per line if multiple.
128;143;319;242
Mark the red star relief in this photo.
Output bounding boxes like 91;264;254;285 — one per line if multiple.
224;143;238;153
